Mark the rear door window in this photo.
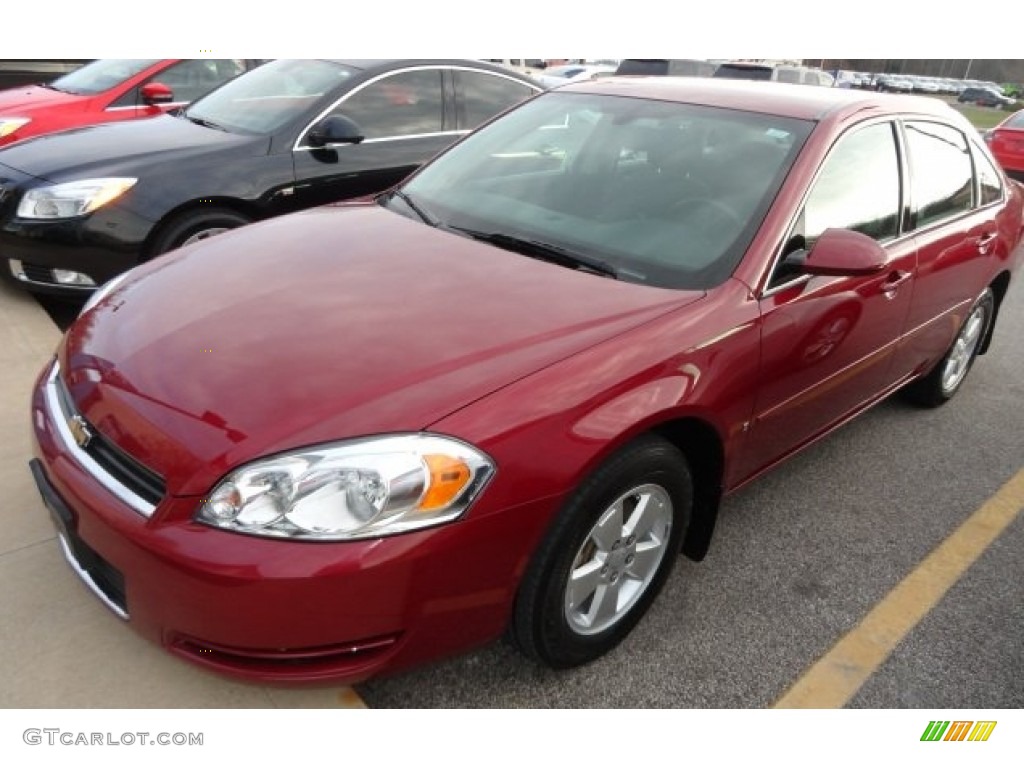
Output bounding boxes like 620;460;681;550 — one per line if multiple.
454;69;537;130
904;121;973;228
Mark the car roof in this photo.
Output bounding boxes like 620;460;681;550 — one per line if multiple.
559;76;961;123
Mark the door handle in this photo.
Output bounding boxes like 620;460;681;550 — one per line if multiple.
976;232;997;255
881;270;912;298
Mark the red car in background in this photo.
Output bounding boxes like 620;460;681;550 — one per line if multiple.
985;109;1024;182
0;59;261;147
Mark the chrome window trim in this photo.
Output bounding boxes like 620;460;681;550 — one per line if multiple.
44;363;156;519
56;534;129;620
104;102;187;112
295;129;468;152
291;64;537;152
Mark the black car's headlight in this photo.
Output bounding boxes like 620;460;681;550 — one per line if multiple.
197;435;495;540
17;177;137;219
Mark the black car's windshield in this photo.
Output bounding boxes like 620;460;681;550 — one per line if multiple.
185;59;357;135
397;91;812;289
48;59;161;95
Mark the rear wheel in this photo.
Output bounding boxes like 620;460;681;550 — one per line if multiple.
903;288;994;407
150;208;252;256
513;435;691;668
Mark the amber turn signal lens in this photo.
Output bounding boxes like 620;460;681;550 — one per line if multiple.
420;454;472;511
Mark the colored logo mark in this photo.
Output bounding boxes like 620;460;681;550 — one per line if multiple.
921;721;997;742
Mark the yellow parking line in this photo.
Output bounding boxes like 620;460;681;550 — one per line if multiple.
774;467;1024;708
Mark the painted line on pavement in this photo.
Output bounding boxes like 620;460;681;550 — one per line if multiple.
774;467;1024;708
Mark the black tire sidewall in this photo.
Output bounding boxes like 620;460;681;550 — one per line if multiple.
515;436;692;668
152;209;251;256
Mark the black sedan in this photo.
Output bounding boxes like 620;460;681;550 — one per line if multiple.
0;59;541;293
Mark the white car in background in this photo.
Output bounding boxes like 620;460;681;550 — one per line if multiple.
535;63;617;89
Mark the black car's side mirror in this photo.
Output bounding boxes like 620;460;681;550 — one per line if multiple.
307;115;365;148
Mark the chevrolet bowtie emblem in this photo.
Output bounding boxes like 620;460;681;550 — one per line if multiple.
68;415;93;449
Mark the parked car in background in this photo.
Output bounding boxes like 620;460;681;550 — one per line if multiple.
29;79;1022;684
0;59;263;147
713;61;834;87
985;109;1024;181
876;75;914;93
0;58;541;293
535;63;616;89
614;59;718;77
959;86;1016;109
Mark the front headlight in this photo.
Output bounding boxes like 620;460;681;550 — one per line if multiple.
197;434;495;540
0;117;30;139
17;177;137;220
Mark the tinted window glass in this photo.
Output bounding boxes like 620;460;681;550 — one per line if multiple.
973;144;1003;205
456;70;536;130
905;121;973;228
336;69;444;139
614;60;670;76
51;59;161;95
187;59;356;135
801;122;901;244
110;59;247;108
713;64;772;81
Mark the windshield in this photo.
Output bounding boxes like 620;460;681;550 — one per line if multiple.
398;91;812;289
185;59;357;135
49;59;161;95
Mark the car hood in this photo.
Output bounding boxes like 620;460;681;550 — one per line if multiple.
0;84;85;113
60;203;701;496
0;113;256;181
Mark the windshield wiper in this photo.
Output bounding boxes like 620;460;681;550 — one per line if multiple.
186;115;228;132
451;228;620;279
385;189;440;227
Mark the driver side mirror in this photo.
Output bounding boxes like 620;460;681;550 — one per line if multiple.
141;82;174;106
782;228;888;277
307;115;365;148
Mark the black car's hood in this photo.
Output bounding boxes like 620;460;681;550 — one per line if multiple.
0;114;263;181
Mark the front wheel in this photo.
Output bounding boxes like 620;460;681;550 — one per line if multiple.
512;435;691;669
903;287;995;407
150;208;252;257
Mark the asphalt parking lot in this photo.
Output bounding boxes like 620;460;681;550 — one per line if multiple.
3;265;1022;709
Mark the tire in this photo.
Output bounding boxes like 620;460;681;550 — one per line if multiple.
512;435;691;669
150;208;252;257
903;288;995;408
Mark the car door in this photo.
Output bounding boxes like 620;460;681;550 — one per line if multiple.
889;120;1005;379
290;66;456;209
736;120;918;480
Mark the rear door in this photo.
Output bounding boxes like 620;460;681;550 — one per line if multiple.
890;120;1006;379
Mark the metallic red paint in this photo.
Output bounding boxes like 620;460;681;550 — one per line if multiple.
29;80;1024;684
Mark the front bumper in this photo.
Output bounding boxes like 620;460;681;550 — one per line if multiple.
30;360;559;683
0;174;152;294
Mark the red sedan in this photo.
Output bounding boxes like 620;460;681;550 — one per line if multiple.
985;109;1024;182
29;79;1024;684
0;59;258;147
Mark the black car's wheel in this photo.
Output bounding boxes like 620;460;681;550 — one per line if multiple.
150;208;252;256
512;435;691;669
903;287;995;408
